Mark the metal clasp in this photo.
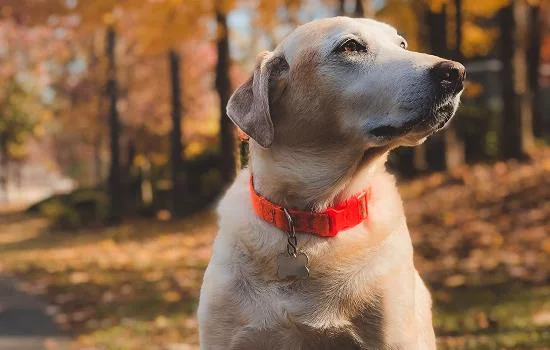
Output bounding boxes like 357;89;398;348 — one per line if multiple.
283;208;298;257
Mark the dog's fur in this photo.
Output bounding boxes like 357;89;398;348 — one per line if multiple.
198;17;464;349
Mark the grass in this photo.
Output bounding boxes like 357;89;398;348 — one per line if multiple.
434;284;550;349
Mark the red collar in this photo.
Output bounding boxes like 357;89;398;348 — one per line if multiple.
250;177;369;237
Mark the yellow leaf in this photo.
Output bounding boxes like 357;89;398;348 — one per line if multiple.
444;274;466;287
162;290;182;303
103;12;116;26
155;315;169;328
69;271;90;284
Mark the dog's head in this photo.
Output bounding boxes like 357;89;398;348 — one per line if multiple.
228;16;465;159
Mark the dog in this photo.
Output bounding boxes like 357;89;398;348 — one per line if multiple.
198;16;465;350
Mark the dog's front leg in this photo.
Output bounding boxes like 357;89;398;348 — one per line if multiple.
198;262;244;350
380;264;436;350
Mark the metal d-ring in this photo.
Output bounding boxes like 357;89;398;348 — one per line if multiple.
283;208;298;258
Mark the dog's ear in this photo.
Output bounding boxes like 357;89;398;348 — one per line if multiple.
227;51;289;148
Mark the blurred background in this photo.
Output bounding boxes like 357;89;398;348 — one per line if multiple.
0;0;549;349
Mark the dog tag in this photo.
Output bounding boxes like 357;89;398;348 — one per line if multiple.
277;252;310;280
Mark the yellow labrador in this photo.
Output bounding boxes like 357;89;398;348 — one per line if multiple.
198;16;465;350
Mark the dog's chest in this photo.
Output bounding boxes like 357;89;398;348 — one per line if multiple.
232;277;389;349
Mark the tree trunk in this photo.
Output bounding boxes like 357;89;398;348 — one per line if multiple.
354;0;363;17
413;145;428;172
454;0;463;56
88;32;104;187
527;4;543;138
93;80;104;187
498;1;534;160
0;138;9;202
427;6;448;65
15;161;22;190
127;141;136;174
93;132;102;186
353;0;373;18
425;5;448;171
444;0;465;172
408;1;430;176
338;0;345;16
216;8;236;183
392;148;421;178
106;27;122;221
168;49;185;216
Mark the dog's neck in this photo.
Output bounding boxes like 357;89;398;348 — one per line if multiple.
249;143;389;211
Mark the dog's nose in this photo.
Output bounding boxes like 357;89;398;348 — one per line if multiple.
430;61;466;92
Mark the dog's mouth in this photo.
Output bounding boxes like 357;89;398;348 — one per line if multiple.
422;98;458;133
368;94;459;141
370;125;403;138
359;100;457;164
432;103;456;129
368;115;425;139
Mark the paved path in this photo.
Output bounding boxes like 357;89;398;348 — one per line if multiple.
0;277;70;350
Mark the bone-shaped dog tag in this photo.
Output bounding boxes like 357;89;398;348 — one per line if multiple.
277;252;310;280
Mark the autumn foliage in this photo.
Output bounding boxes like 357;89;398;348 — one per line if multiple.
0;0;549;349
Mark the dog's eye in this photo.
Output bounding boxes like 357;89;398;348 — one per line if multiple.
400;40;408;49
338;39;366;54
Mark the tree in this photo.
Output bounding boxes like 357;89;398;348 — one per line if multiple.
337;0;373;17
425;3;448;171
354;0;364;17
88;32;106;186
0;16;54;201
444;0;465;172
106;26;122;221
127;0;211;214
1;0;218;211
527;2;543;138
354;0;374;18
338;0;345;15
216;4;236;183
0;78;43;202
498;0;535;160
168;49;185;216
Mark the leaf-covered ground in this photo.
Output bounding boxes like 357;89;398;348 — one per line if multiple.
0;149;549;350
403;148;550;349
0;212;216;349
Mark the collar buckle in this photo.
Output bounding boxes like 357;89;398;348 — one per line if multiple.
356;191;369;219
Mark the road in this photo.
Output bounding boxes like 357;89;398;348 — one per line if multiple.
0;276;70;350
